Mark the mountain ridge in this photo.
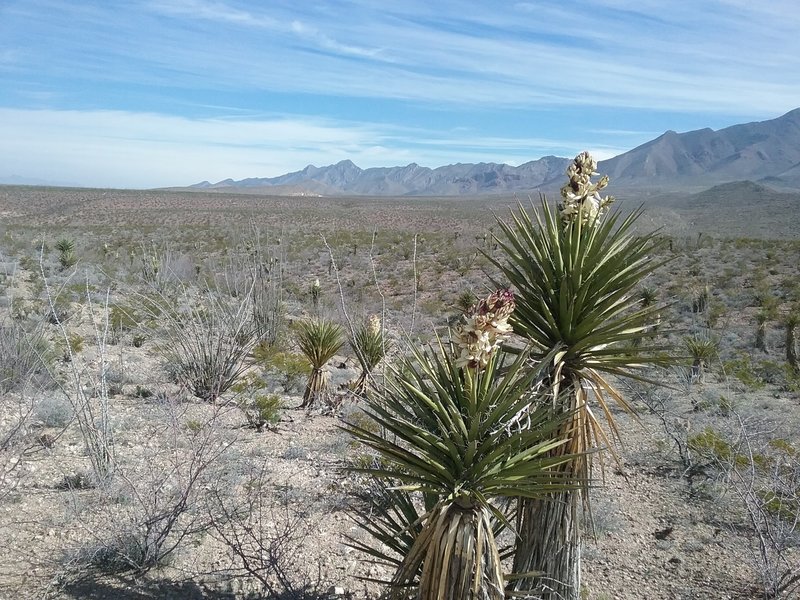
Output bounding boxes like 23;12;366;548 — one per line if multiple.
188;108;800;196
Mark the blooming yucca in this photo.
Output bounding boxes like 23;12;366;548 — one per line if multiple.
350;314;387;395
559;151;615;226
454;288;515;369
492;151;672;599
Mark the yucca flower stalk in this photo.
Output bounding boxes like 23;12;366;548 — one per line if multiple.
296;318;344;408
310;277;322;313
347;332;579;600
491;152;672;599
350;314;387;396
453;288;515;369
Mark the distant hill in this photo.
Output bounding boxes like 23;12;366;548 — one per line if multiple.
599;108;800;188
189;156;571;196
187;108;800;196
657;179;800;238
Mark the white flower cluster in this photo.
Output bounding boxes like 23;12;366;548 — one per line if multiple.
455;289;515;370
559;151;615;226
368;314;381;336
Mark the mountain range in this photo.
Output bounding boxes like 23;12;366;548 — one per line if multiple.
189;108;800;196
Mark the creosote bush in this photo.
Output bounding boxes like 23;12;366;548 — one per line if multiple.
232;374;282;431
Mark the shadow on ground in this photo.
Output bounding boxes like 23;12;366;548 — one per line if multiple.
61;575;331;600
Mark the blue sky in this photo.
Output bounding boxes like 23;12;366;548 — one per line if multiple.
1;1;799;189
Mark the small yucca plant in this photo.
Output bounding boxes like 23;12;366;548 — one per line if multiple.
296;318;344;408
349;314;387;396
55;238;77;269
785;313;799;373
684;334;719;384
346;335;577;600
639;286;658;307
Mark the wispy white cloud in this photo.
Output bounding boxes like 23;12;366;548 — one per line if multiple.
131;0;800;114
5;0;799;115
148;0;387;61
2;1;799;187
0;108;614;188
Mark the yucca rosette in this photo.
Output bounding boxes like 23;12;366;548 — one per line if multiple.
454;288;515;369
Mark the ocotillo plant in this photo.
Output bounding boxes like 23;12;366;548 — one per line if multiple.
491;152;671;599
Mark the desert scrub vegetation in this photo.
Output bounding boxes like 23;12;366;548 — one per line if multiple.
1;180;800;599
153;284;264;402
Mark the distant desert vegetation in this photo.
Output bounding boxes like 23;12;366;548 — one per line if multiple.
0;183;798;600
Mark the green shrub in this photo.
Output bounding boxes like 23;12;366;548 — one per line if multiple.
253;344;309;393
110;304;139;336
232;374;282;431
723;353;765;390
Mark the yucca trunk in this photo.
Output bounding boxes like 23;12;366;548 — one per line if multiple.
787;322;798;373
391;500;505;600
755;318;768;353
352;370;370;396
510;384;583;600
512;490;580;599
301;367;327;407
690;357;706;384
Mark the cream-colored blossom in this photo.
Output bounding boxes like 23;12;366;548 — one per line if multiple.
368;314;381;336
454;289;515;369
559;151;614;227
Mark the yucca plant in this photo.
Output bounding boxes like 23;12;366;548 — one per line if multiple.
490;152;672;599
755;310;769;353
349;314;387;396
296;318;344;408
346;333;578;600
684;334;719;385
639;286;658;307
55;238;77;269
785;313;799;373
